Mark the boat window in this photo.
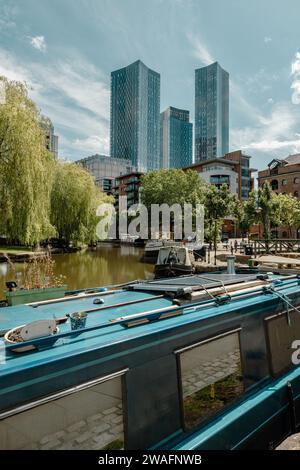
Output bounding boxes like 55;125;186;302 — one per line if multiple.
0;373;125;450
177;331;244;431
265;310;300;376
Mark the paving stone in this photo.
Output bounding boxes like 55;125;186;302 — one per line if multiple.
62;431;80;442
111;415;123;425
67;420;86;432
92;422;110;434
110;424;124;435
41;439;61;450
75;431;93;444
87;413;103;423
102;406;118;415
102;413;119;424
92;432;112;447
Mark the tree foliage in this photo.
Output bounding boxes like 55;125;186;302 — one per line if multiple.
204;184;238;263
244;183;281;250
276;193;300;237
50;162;113;246
141;169;207;207
0;76;55;245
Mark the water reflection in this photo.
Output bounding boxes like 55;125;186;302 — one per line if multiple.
0;246;154;299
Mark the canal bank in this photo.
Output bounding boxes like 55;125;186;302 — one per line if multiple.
0;246;154;300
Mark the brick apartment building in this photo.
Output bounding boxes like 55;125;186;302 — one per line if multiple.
184;150;255;201
258;154;300;199
184;150;256;238
256;153;300;238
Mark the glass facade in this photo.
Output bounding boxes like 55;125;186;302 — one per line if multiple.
160;107;193;169
110;60;160;172
76;154;136;194
195;62;229;162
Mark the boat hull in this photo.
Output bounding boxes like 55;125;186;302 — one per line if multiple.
154;263;194;279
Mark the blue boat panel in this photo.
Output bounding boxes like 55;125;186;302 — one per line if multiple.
0;290;167;334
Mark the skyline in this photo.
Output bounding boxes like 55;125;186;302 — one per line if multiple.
0;0;300;170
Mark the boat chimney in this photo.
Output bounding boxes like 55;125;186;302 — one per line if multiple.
226;255;236;275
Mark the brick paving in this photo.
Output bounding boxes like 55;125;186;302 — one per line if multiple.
27;403;124;450
182;350;241;397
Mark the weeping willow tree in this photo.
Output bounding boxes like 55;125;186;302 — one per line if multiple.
51;162;113;246
0;77;55;245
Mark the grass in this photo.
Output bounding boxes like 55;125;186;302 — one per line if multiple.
0;246;35;254
183;370;244;430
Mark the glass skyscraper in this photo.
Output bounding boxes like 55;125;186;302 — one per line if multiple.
110;60;160;172
160;107;193;169
195;62;229;162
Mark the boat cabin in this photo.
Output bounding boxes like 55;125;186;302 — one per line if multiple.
0;272;300;450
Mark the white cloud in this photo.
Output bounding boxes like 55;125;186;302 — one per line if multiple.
187;32;215;65
29;36;47;52
0;47;110;158
291;52;300;104
242;138;300;152
267;98;274;104
231;102;300;154
264;37;272;44
72;135;109;154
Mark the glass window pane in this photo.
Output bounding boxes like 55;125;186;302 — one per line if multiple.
179;332;244;430
265;311;300;375
0;375;124;450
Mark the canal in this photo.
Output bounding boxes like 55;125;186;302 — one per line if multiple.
0;245;154;299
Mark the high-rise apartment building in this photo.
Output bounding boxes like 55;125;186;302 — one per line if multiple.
195;62;229;162
110;60;160;172
160;107;193;169
40;115;58;159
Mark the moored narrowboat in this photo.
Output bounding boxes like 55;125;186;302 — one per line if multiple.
0;272;300;450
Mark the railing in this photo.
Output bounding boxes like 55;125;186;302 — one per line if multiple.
253;239;300;256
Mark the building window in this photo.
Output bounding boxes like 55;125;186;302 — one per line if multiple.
265;311;300;376
294;177;299;184
271;179;278;191
0;372;125;450
294;191;299;198
281;179;288;186
177;330;244;431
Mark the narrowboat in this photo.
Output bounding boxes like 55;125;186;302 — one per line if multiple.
0;271;300;450
154;246;194;278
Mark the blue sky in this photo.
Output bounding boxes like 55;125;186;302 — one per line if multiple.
0;0;300;170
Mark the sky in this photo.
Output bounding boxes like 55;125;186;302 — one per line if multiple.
0;0;300;170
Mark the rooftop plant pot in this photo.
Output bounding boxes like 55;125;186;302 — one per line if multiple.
6;285;68;306
4;323;60;353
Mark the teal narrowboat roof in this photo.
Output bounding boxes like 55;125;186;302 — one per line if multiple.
0;273;298;378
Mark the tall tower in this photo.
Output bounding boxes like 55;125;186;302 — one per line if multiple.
160;107;193;168
195;62;229;162
110;60;160;172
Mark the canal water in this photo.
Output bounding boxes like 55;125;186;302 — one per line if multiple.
0;245;154;300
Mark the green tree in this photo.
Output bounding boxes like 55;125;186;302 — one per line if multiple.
0;77;55;245
231;200;250;239
140;169;207;239
244;183;280;252
50;162;112;246
204;185;237;264
277;193;299;238
141;169;207;207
